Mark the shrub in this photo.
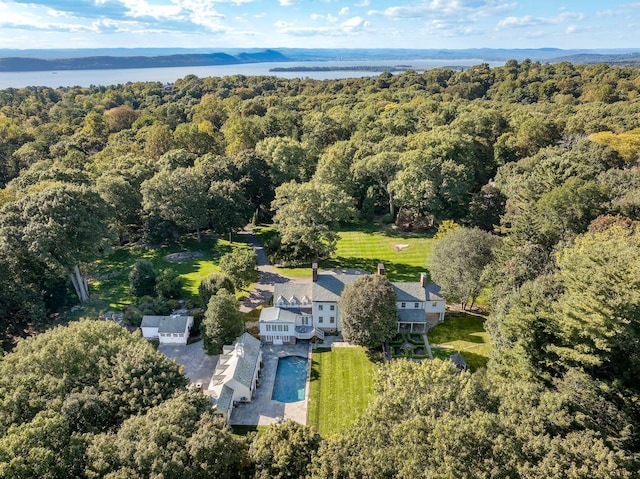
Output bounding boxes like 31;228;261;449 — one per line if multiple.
155;269;183;299
198;273;236;308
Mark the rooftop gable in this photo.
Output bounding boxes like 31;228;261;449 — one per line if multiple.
392;282;427;302
158;315;192;334
425;283;444;301
312;273;364;302
140;315;163;328
259;307;298;323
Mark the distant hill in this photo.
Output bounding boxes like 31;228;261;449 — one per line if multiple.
552;52;640;65
0;49;289;72
1;48;640;72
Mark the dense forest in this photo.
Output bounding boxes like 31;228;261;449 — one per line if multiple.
1;60;640;477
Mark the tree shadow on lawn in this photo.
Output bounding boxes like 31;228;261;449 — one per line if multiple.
91;236;236;307
459;350;488;371
309;348;331;382
337;221;436;239
321;257;426;282
430;347;488;372
428;314;488;345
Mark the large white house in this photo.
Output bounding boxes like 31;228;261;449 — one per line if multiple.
140;315;194;345
259;263;446;344
209;332;262;423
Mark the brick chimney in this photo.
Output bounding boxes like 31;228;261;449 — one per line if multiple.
420;272;427;287
312;263;318;282
377;263;385;275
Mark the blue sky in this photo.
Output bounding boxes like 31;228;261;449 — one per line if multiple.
0;0;638;50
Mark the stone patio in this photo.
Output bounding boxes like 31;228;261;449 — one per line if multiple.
230;341;311;426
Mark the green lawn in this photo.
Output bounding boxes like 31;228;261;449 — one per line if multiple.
308;347;378;436
260;223;435;282
428;313;491;371
86;235;250;311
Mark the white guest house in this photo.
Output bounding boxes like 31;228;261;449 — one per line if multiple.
140;314;194;345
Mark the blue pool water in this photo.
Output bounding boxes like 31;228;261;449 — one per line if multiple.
272;356;308;403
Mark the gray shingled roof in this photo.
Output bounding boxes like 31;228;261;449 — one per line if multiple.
392;282;427;302
140;315;163;328
158;315;192;334
426;283;444;301
312;273;362;302
232;332;262;389
216;384;234;413
259;307;298;323
273;283;312;305
397;309;427;323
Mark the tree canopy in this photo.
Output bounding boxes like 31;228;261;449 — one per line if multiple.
202;289;245;355
429;226;498;309
340;274;397;348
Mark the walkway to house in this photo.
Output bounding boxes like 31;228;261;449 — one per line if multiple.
230;342;310;426
237;228;295;314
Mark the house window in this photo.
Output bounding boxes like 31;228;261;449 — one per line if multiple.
319;317;324;323
266;325;270;332
432;302;437;307
173;333;178;337
330;305;335;311
318;305;323;311
330;317;335;323
401;302;406;308
285;325;289;331
414;303;420;308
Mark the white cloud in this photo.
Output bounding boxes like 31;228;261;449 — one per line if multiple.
279;0;300;5
355;0;370;6
497;11;584;29
121;0;181;19
369;0;515;21
310;12;339;23
339;7;349;15
275;15;370;36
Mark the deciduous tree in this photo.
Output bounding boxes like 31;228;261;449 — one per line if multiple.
218;248;258;288
202;289;244;355
429;227;498;310
0;184;110;303
340;274;397;349
250;421;320;479
272;181;355;262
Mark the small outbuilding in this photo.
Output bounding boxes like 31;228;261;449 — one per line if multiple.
140;314;194;345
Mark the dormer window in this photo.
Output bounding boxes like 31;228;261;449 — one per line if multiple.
289;296;298;305
276;296;286;306
301;296;309;305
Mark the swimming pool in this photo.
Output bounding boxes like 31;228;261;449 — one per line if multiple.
271;355;308;403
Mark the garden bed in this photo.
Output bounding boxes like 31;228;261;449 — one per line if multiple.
389;332;427;360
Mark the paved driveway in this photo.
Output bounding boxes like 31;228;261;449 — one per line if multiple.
237;229;295;313
158;340;218;388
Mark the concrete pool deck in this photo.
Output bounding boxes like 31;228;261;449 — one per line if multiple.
230;341;311;426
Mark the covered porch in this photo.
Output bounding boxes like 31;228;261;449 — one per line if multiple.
397;309;428;333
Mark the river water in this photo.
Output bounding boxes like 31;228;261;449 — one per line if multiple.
0;59;503;89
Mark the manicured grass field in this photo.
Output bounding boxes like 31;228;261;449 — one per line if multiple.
428;313;491;371
87;235;250;311
257;223;436;282
308;347;378;436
